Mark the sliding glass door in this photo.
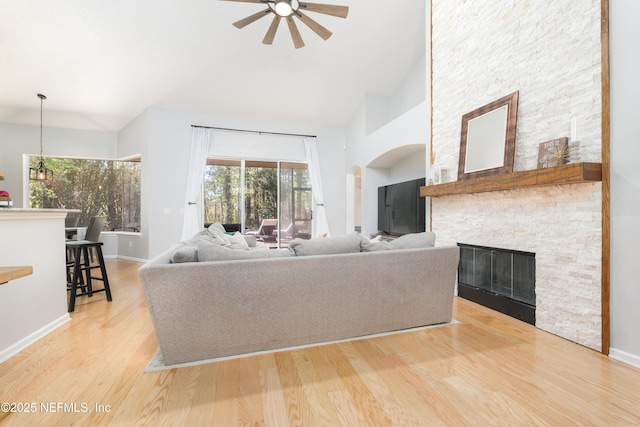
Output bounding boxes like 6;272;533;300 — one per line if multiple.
279;162;312;245
204;159;311;248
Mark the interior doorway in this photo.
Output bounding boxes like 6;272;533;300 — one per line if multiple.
345;166;362;234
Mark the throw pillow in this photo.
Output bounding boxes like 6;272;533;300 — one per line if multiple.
208;222;227;235
288;232;361;256
207;223;231;246
170;245;198;263
243;234;257;248
359;235;387;252
227;231;250;249
185;230;218;246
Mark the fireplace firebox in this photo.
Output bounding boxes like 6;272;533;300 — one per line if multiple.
457;243;535;324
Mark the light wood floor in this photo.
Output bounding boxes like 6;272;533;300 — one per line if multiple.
1;259;639;426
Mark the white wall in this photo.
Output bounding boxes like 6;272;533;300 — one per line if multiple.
0;123;117;208
360;55;427;138
346;101;429;236
139;108;346;259
388;53;427;124
609;1;640;368
344;5;429;237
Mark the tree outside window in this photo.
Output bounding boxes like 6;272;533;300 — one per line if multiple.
28;156;141;231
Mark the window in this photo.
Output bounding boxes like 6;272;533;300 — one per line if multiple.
28;156;141;232
204;159;311;247
204;159;242;225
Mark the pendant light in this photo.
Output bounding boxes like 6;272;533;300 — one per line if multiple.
29;93;54;181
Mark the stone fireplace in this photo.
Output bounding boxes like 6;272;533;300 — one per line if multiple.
431;183;602;351
429;0;603;351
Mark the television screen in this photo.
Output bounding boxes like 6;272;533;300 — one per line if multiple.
378;178;426;236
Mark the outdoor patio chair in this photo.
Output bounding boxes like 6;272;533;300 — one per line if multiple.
247;219;278;242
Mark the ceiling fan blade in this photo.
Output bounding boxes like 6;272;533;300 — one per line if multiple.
298;2;349;18
262;15;281;45
286;16;305;49
295;11;332;40
232;8;272;29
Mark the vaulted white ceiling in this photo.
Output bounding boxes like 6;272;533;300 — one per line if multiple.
0;0;425;132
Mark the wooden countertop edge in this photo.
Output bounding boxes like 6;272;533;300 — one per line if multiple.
0;266;33;285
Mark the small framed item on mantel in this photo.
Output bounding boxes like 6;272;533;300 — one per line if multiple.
537;137;569;169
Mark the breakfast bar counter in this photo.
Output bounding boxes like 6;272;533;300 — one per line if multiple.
0;209;73;363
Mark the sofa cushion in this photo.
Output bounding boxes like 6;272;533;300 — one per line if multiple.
360;232;436;252
197;243;293;262
288;232;361;256
388;232;436;249
170;245;199;263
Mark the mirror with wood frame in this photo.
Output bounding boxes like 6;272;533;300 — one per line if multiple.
458;91;519;180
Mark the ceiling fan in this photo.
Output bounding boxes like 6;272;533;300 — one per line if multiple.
222;0;349;49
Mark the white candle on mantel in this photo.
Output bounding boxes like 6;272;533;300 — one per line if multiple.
570;117;577;142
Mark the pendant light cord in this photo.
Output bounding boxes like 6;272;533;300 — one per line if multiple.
38;93;46;160
40;96;43;159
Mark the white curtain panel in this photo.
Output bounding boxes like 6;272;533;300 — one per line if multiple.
304;136;330;237
180;127;212;241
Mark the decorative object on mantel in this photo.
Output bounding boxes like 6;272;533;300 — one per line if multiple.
429;151;436;185
29;93;54;182
222;0;349;49
0;171;4;180
436;168;450;184
458;91;519;181
567;140;581;163
567;117;581;163
537;137;569;169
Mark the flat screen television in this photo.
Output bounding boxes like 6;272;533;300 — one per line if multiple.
378;177;426;236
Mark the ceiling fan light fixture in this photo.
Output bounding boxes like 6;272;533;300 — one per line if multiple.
274;0;293;17
226;0;348;48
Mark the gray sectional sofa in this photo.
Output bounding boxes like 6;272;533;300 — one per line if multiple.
138;227;460;366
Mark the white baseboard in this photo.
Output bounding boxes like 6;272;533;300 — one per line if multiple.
0;314;71;364
116;255;147;263
609;347;640;369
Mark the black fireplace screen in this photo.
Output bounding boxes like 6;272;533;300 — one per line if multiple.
458;244;535;306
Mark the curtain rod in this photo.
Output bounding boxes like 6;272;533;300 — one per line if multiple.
191;125;316;139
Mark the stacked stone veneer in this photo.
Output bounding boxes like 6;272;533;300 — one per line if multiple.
431;0;603;350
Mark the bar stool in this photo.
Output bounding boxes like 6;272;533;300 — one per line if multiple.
66;216;112;312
